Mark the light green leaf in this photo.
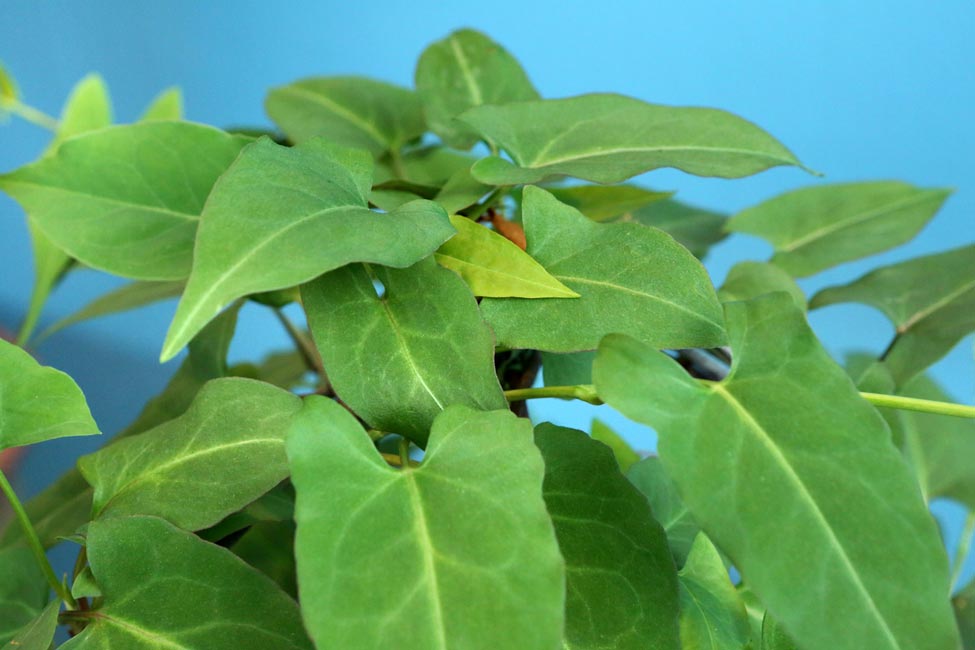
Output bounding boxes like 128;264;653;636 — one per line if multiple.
265;76;424;156
761;613;799;650
460;94;805;185
480;187;725;351
727;182;950;277
627;457;700;567
375;145;477;186
369;186;423;211
549;184;672;222
590;418;640;473
619;198;727;259
678;533;751;650
0;122;251;281
811;244;975;385
435;214;578;298
139;87;183;121
542;351;595;387
0;61;18;104
287;398;565;650
595;293;959;650
71;566;101;600
19;223;71;345
0;339;100;451
0;547;47;645
37;280;183;342
415;28;539;149
3;599;60;650
60;515;312;650
433;167;493;214
161;137;454;361
79;377;301;531
302;258;506;444
535;423;680;650
0;469;92;550
718;262;805;308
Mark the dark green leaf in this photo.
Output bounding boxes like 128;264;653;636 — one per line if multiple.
549;185;672;222
595;293;959;650
71;566;101;600
811;244;975;385
0;122;251;281
590;418;640;473
288;398;564;649
460;94;805;185
435;214;578;298
198;482;294;544
0;339;100;450
161;137;454;361
415;28;538;149
535;423;680;650
678;533;751;650
955;580;975;649
480;187;725;351
265;76;424;156
3;599;60;650
619;198;727;259
727;182;950;277
79;378;301;531
718;262;805;308
541;351;595;387
302;258;506;444
250;349;313;391
231;521;298;598
0;469;92;550
627;457;699;566
0;547;47;645
139;87;183;121
60;516;312;649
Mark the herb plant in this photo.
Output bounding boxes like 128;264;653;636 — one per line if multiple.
1;27;973;650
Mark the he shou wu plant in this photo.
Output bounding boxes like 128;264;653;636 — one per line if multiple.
0;27;974;650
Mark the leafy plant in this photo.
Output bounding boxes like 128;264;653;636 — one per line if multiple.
1;27;973;650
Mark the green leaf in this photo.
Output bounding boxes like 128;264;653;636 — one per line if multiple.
460;94;805;185
955;580;975;649
0;122;251;281
79;378;301;531
595;293;959;650
727;182;950;277
0;339;100;451
627;457;700;566
718;262;805;308
0;547;46;645
433;167;493;214
678;534;751;650
435;214;578;298
198;481;294;544
287;398;565;650
139;87;183;121
619;198;727;259
0;61;18;104
415;28;539;149
590;418;640;473
231;521;298;598
549;185;672;222
60;515;312;650
71;566;101;600
302;258;507;444
480;187;725;351
0;468;92;550
761;612;799;650
541;351;595;387
37;280;183;341
19;223;71;345
3;600;60;650
161;137;454;361
535;423;680;650
375;145;477;186
265;76;424;156
811;244;975;385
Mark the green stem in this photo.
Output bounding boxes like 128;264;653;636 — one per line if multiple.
503;385;603;405
466;187;507;220
2;99;58;131
389;148;407;179
860;392;975;419
951;511;975;592
0;468;77;609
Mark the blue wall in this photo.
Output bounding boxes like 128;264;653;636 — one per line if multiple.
2;0;973;582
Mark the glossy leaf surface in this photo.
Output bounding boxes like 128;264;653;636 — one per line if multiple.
595;294;958;650
718;262;805;308
811;244;975;385
435;214;578;298
61;516;312;650
0;547;46;645
728;182;950;277
460;94;804;185
678;534;751;650
287;398;564;650
549;184;672;222
535;423;681;650
481;187;725;351
0;122;250;280
79;378;301;531
0;339;100;451
302;258;506;444
415;28;538;149
627;457;699;566
265;76;424;156
162;137;454;361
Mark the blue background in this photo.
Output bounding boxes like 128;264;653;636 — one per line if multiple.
1;1;973;587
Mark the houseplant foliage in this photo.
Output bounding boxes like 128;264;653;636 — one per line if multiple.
0;27;974;650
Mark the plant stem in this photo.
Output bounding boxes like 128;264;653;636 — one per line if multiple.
951;511;975;592
503;385;603;405
2;99;58;131
860;392;975;419
271;307;325;379
0;468;77;609
467;187;507;220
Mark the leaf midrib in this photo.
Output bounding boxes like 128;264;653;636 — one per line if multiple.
404;471;448;649
448;34;483;106
897;275;975;333
529;145;795;169
433;252;577;297
276;85;388;150
0;179;199;222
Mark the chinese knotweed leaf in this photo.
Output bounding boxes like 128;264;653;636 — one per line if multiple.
677;534;751;650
